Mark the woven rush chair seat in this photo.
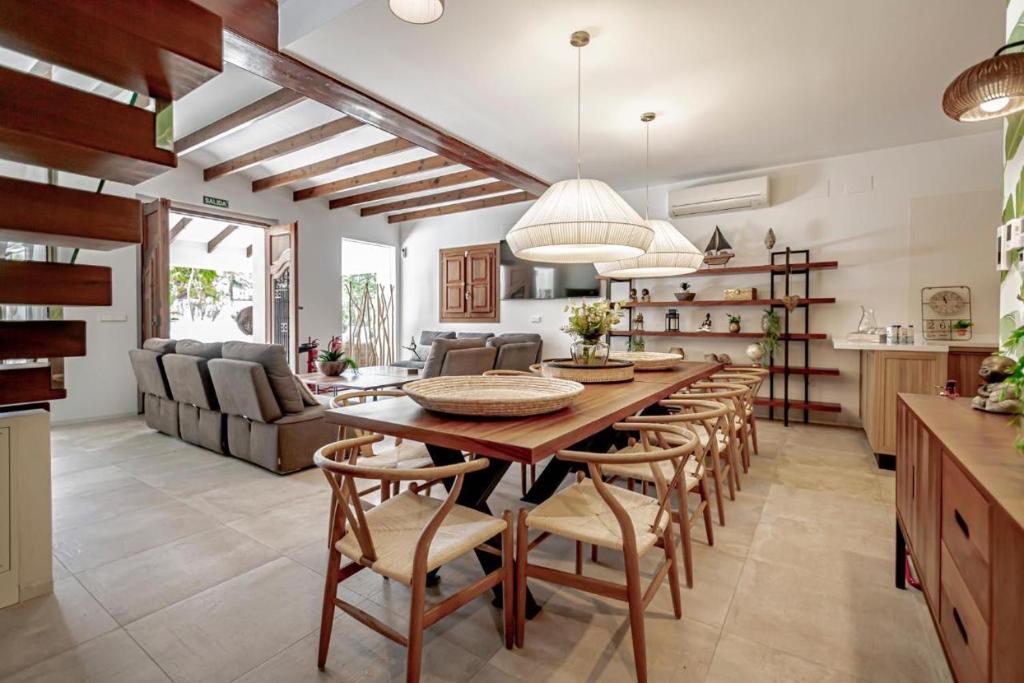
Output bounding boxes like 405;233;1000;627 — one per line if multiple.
367;439;434;470
525;478;669;554
336;490;507;584
659;423;728;451
603;444;705;491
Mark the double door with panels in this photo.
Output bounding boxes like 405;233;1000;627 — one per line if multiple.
440;243;498;322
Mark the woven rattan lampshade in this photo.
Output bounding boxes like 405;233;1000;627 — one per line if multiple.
389;0;444;24
506;179;652;263
943;49;1024;122
594;219;703;278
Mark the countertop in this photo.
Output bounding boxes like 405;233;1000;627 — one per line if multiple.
832;339;950;353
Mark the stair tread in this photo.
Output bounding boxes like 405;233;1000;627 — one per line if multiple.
0;261;112;306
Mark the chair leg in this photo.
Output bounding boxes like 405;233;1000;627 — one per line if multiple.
406;573;426;683
575;541;583;575
662;521;683;619
317;548;341;670
708;449;727;526
750;417;760;455
675;488;694;589
623;547;648;683
591;544;598;562
380;480;392;502
699;477;714;546
515;509;529;648
501;510;514;649
520;463;527;497
530;463;536;485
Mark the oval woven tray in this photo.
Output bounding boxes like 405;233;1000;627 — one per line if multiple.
609;352;684;371
533;358;635;383
403;376;584;417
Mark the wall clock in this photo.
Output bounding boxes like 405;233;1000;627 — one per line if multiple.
921;286;972;340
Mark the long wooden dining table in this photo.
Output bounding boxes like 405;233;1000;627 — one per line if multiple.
323;360;721;612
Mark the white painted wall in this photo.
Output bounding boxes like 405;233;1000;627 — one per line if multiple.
399;132;1002;426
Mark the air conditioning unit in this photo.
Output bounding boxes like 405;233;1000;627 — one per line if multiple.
668;176;770;217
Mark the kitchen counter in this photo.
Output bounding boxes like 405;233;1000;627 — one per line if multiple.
832;339;949;353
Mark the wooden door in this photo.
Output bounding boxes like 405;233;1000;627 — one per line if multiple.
466;245;497;319
265;223;299;370
140;198;169;341
440;249;467;319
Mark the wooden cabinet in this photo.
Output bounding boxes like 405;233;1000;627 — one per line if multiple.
439;243;499;322
861;349;947;458
946;346;997;397
895;395;1024;682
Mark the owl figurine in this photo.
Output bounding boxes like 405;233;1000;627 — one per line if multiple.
764;228;776;252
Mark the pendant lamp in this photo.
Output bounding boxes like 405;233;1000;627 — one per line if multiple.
594;113;703;278
389;0;444;25
943;40;1024;122
506;31;652;263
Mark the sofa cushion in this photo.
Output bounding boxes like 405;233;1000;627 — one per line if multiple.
418;330;456;346
221;341;303;414
422;337;485;378
494;341;541;372
175;339;223;359
209;358;284;423
142;337;177;354
129;348;172;398
488;333;542;346
439;346;497;376
163;354;218;410
456;332;494;340
295;375;321;406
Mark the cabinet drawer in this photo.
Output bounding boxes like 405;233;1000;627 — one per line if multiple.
940;544;989;683
942;452;990;615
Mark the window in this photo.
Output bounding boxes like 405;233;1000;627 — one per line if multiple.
341;239;396;364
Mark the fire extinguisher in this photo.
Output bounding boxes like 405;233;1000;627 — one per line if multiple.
298;337;319;373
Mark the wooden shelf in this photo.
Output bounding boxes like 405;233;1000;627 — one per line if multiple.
0;321;86;361
680;261;838;277
610;330;828;341
0;364;65;404
0;261;111;306
754;397;842;413
622;297;835;308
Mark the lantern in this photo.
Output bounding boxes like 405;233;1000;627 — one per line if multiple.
665;308;680;332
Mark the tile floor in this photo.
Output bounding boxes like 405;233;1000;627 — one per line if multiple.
0;416;952;682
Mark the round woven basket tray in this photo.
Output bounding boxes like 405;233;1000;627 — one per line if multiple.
609;352;684;371
403;376;584;417
531;358;635;383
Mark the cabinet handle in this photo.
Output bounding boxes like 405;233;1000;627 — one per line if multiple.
954;509;970;539
952;607;968;644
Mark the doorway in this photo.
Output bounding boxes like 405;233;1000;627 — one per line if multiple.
341;238;396;366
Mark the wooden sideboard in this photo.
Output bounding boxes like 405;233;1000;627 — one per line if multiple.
896;394;1024;682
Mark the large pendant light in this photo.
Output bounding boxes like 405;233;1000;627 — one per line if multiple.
595;113;703;278
389;0;444;25
944;40;1024;121
506;31;652;263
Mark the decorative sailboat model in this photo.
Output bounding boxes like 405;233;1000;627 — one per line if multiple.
702;226;735;267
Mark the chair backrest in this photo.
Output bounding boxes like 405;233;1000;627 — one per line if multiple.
329;389;405;440
722;367;768;399
556;423;700;547
628;398;731;460
710;373;760;408
314;434;489;570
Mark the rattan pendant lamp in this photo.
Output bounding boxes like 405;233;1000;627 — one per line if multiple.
506;31;652;263
943;40;1024;121
594;113;703;278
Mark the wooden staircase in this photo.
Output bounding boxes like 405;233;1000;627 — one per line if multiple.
0;0;224;408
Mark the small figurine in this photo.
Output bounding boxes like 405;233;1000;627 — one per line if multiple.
640;288;651;302
629;288;638;302
402;336;424;361
746;343;764;365
972;355;1020;413
668;346;685;359
764;227;776;252
633;312;645;331
727;314;741;333
698;313;713;332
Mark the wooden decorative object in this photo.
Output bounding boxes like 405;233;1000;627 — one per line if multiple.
345;281;395;368
532;359;635;383
723;287;756;301
609;352;684;371
403;376;584;417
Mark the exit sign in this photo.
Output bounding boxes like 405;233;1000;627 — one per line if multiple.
203;195;229;209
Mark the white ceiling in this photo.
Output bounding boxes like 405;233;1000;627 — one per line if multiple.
282;0;1005;190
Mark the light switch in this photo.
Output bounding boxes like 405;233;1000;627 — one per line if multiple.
100;313;127;323
530;315;542;323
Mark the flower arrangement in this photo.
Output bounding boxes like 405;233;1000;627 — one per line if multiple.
317;336;358;376
562;299;623;341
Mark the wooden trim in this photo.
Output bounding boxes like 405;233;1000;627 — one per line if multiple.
0;364;65;405
0;176;141;250
207;225;239;253
388;191;534;223
252;137;416;192
222;29;549;196
329;169;488;209
294;155;454;201
190;0;278;51
621;297;836;308
174;88;303;155
361;181;515;217
0;261;111;306
168;217;192;243
0;321;86;360
203;117;363;180
169;200;276;227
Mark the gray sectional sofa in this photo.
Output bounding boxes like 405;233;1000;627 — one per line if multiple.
129;338;336;473
396;331;543;373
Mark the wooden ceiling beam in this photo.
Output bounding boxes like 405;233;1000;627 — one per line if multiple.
203;116;363;180
387;191;536;224
175;88;303;155
222;30;549;196
168;217;192;243
252;137;415;192
329;169;489;210
294;155;454;201
361;181;515;217
207;224;238;253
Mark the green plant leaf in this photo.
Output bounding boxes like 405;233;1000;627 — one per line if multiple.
1007;111;1024;162
1005;194;1016;224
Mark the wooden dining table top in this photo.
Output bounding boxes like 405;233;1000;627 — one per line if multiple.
324;360;721;464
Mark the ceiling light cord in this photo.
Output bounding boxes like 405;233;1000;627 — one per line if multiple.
576;44;582;182
644;119;650;221
995;39;1024;56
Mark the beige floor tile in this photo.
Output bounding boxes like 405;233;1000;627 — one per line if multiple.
2;629;170;683
227;491;332;554
51;555;71;581
0;577;118;678
52;479;178;534
51;465;139;498
759;483;894;537
54;500;218;573
126;557;323;683
76;527;280;625
135;459;270;499
181;475;323;523
114;447;229;479
706;631;861;682
468;663;521;683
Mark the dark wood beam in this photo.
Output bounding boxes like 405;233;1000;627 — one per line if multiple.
0;321;86;361
0;261;111;306
0;364;65;405
191;0;278;51
207;225;239;253
0;66;176;185
168;217;192;243
0;177;141;250
388;191;535;223
329;169;489;210
222;30;549;196
361;181;515;217
252;137;415;192
294;155;454;201
204;116;363;180
175;88;303;155
0;0;222;101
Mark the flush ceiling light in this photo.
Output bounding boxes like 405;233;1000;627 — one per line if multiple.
389;0;444;24
943;40;1024;122
595;113;703;278
506;31;652;263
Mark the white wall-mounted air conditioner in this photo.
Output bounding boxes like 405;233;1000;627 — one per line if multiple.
668;176;770;217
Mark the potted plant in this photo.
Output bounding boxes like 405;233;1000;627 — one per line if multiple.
760;308;781;365
317;336;358;376
952;320;974;339
727;314;742;333
675;282;695;301
562;299;623;366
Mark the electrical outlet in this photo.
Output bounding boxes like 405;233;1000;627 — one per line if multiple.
530;315;542;323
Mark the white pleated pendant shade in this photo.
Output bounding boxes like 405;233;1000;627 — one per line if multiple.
594;219;704;278
506;179;653;263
